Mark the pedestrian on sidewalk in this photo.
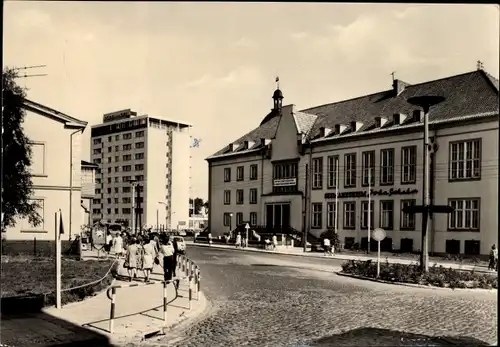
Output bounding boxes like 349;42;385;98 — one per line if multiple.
142;235;156;282
105;231;113;258
124;237;140;282
489;245;498;271
323;238;331;256
113;232;124;258
157;236;176;283
208;232;212;246
272;234;278;250
235;232;242;248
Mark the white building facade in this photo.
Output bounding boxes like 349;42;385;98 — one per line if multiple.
5;99;87;241
90;109;191;231
207;70;499;257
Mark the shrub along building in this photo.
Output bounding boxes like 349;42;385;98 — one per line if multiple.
206;69;499;257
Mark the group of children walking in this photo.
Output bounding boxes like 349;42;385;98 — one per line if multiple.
104;231;181;285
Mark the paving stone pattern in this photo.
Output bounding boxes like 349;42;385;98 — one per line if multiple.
144;248;497;347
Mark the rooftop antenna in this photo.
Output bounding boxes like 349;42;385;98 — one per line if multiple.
276;76;280;89
476;60;484;71
12;65;47;78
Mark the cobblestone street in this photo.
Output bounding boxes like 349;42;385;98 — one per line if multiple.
144;246;497;347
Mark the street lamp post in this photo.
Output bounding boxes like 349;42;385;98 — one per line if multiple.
229;213;233;234
407;95;445;273
129;179;137;234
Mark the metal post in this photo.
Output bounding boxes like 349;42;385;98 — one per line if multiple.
131;183;135;234
55;211;62;309
109;287;116;333
188;276;193;310
163;281;168;322
69;129;83;241
377;240;381;278
421;106;431;272
197;269;201;298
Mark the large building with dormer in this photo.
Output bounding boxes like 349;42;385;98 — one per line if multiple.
206;69;499;257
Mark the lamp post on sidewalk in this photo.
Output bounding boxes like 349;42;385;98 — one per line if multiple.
157;201;168;232
407;95;445;273
229;213;233;235
129;179;137;234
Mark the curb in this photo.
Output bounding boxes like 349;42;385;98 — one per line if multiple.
336;272;498;292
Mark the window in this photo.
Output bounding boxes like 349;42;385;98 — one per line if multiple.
108;147;112;153
311;203;323;229
135;175;144;181
95;188;101;194
107;157;112;163
93;138;102;145
114;187;119;193
224;190;231;205
249;188;258;204
108;136;112;142
401;199;416;230
93;158;101;164
135;131;145;138
29;142;46;176
449;198;480;231
250;212;257;226
223;213;231;226
250;164;258;180
224;168;231;182
93;148;102;154
123;197;131;204
361;201;374;229
450;139;481;180
123;165;132;172
107;208;111;214
20;199;44;231
236;189;244;204
464;240;480;255
123;133;132;140
401;146;417;184
344;153;356;188
272;161;299;193
326;202;337;229
115;135;120;140
107;167;112;173
107;177;112;184
237;166;244;181
361;151;375;186
107;188;111;193
312;157;323;189
107;198;112;204
123;144;132;151
380;200;394;230
114;166;119;173
135;153;144;160
327;155;339;189
92;199;100;204
115;208;119;214
122;208;131;214
135;164;144;171
123;186;131;193
93;209;101;214
122;176;131;182
135;142;145;149
343;202;356;229
380;149;394;185
115;146;119;151
115;156;120;162
236;212;243;225
123;154;131;161
114;198;118;203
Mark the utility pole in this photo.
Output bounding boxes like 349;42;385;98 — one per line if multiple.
303;163;309;253
407;95;445;272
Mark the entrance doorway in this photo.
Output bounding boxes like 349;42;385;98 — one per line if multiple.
266;203;291;232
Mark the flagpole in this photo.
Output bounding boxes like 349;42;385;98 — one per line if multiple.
55;210;62;309
367;168;371;254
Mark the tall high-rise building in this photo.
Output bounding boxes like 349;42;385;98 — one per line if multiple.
90;109;191;231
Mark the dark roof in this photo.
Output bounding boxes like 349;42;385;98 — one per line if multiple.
81;160;98;168
208;69;499;160
23;99;88;127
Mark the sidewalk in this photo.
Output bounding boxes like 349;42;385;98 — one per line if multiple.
43;258;207;346
188;241;494;274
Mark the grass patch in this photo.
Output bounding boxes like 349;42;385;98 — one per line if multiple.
341;259;498;289
1;256;118;306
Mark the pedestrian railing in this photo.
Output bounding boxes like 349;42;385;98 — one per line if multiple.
106;254;201;334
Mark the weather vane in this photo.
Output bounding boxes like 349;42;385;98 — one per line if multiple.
276;76;280;89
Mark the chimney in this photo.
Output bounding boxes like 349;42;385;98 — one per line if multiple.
413;109;424;122
374;116;388;128
244;140;255;149
392;113;407;125
334;124;347;135
319;127;333;137
393;79;406;96
350;121;363;132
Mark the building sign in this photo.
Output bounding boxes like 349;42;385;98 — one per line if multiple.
325;188;418;199
103;110;132;123
273;178;297;187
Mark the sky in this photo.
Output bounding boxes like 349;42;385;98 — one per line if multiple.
3;2;499;201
